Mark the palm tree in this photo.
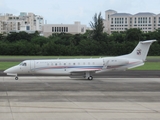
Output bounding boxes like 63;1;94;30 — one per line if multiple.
89;12;104;41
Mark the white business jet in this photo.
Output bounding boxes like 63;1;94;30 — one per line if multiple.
4;40;156;80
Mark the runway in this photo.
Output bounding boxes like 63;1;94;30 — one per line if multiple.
0;77;160;120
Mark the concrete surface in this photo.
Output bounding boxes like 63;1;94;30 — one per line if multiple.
0;76;160;120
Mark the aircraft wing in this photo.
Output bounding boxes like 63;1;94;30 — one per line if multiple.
70;68;102;73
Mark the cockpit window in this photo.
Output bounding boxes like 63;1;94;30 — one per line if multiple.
19;62;27;66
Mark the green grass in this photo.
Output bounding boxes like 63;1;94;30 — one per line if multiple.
131;62;160;70
0;61;160;71
0;62;20;70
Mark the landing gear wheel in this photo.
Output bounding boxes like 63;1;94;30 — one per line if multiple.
15;76;18;80
88;76;93;80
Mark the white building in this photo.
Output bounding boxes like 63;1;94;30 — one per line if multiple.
0;12;44;34
104;10;160;34
43;22;87;37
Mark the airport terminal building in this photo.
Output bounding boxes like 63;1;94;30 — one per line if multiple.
42;21;87;37
104;10;160;34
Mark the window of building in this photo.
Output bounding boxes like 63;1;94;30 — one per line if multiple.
134;18;136;23
56;27;58;32
66;27;68;32
26;26;30;30
81;27;84;32
125;18;127;23
149;17;151;23
52;27;54;32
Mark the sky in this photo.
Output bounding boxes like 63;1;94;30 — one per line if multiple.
1;0;160;26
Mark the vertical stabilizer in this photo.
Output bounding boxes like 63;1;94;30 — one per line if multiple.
123;40;156;61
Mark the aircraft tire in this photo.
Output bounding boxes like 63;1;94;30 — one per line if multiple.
15;76;18;80
88;76;93;80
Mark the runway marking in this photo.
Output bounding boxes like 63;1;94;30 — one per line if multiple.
2;76;15;120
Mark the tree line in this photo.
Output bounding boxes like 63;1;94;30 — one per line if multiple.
0;29;159;56
0;12;160;56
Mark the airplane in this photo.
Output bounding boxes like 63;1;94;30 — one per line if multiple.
4;40;156;80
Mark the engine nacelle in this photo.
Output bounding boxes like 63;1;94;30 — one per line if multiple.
107;58;129;66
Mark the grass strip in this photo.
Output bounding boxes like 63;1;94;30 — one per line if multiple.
131;62;160;70
0;62;20;70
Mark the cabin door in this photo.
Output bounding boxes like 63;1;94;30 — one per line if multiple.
30;60;35;73
103;59;108;69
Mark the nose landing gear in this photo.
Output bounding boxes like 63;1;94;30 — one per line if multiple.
15;76;18;80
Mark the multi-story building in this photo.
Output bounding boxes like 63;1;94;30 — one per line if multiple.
43;21;87;37
0;13;10;34
0;12;44;34
104;10;160;34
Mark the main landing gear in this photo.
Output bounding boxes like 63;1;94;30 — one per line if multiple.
84;72;93;80
15;76;18;80
88;76;93;80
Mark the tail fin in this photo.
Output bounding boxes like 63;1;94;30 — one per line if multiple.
123;40;156;61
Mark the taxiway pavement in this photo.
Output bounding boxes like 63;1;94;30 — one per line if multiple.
0;76;160;120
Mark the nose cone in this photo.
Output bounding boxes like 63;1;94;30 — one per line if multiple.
4;68;12;73
4;66;18;75
3;69;8;73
